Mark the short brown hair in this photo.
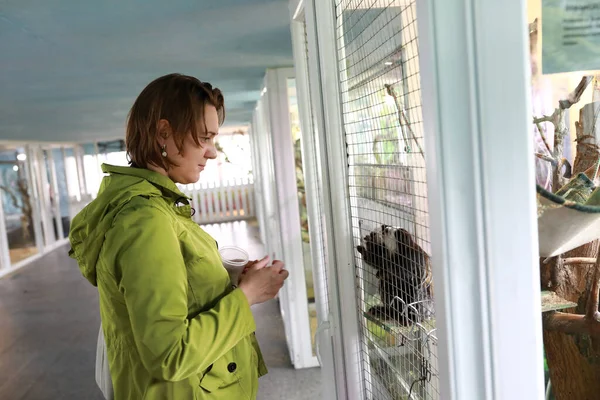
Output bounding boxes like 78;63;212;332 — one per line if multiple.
126;73;225;170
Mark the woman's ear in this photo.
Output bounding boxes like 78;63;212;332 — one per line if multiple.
157;119;171;141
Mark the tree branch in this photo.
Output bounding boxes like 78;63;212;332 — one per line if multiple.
535;153;556;164
559;76;593;109
563;257;598;265
535;121;553;154
533;114;556;124
586;254;600;319
543;254;600;335
532;76;592;191
544;312;600;335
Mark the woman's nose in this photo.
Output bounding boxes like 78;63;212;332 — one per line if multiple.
205;145;218;159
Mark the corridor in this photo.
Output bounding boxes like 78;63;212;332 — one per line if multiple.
0;221;322;400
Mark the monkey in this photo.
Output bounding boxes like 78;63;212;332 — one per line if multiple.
357;224;433;325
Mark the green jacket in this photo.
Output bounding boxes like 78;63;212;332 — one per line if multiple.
69;164;267;400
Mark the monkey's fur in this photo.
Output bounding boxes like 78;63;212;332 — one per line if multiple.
357;225;433;325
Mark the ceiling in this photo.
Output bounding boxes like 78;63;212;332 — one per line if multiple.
0;0;293;143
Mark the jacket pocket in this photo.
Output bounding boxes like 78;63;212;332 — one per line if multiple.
198;352;241;393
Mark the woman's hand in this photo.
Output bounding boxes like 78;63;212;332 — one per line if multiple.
242;255;270;276
238;259;289;306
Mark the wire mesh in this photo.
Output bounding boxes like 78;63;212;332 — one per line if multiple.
334;0;439;398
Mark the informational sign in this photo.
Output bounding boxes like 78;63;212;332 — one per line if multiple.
542;0;600;74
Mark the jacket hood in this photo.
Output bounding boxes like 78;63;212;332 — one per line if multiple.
69;164;190;286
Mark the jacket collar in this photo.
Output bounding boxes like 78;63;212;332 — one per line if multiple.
101;163;191;201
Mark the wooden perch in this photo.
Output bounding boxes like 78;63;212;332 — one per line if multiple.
543;253;600;335
543;312;600;335
559;76;593;110
384;83;425;158
533;112;557;125
587;257;600;319
563;257;597;265
535;121;553;154
535;153;556;164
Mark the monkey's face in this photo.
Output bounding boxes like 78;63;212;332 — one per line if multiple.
381;225;402;254
357;225;390;270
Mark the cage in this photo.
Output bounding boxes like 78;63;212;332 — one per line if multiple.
290;0;544;399
287;0;439;398
334;1;439;398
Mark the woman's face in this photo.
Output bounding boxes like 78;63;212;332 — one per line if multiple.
160;104;219;184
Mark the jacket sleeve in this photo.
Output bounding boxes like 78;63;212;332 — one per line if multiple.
112;202;256;382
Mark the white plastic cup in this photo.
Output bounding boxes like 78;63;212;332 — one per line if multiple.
219;246;249;286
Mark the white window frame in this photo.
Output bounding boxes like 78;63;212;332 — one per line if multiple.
308;0;367;398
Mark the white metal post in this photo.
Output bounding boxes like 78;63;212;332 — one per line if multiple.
94;141;103;198
302;0;357;397
62;146;76;222
265;97;286;261
256;84;296;362
265;67;318;369
36;147;56;247
254;98;279;259
416;0;544;399
310;0;365;398
249;118;268;247
73;144;87;202
289;2;340;396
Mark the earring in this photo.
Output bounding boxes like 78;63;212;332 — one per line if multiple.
161;144;167;157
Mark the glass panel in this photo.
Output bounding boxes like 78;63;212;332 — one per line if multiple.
52;148;71;238
213;133;253;183
97;139;128;168
104;151;128;167
64;148;81;202
83;153;101;198
287;77;318;356
0;147;39;264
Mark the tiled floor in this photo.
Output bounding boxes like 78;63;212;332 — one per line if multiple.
0;220;322;400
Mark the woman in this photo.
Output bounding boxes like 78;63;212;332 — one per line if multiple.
69;73;288;399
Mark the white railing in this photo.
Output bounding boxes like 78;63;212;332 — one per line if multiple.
181;178;255;225
68;182;255;226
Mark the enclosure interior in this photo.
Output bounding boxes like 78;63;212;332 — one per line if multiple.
304;0;442;398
